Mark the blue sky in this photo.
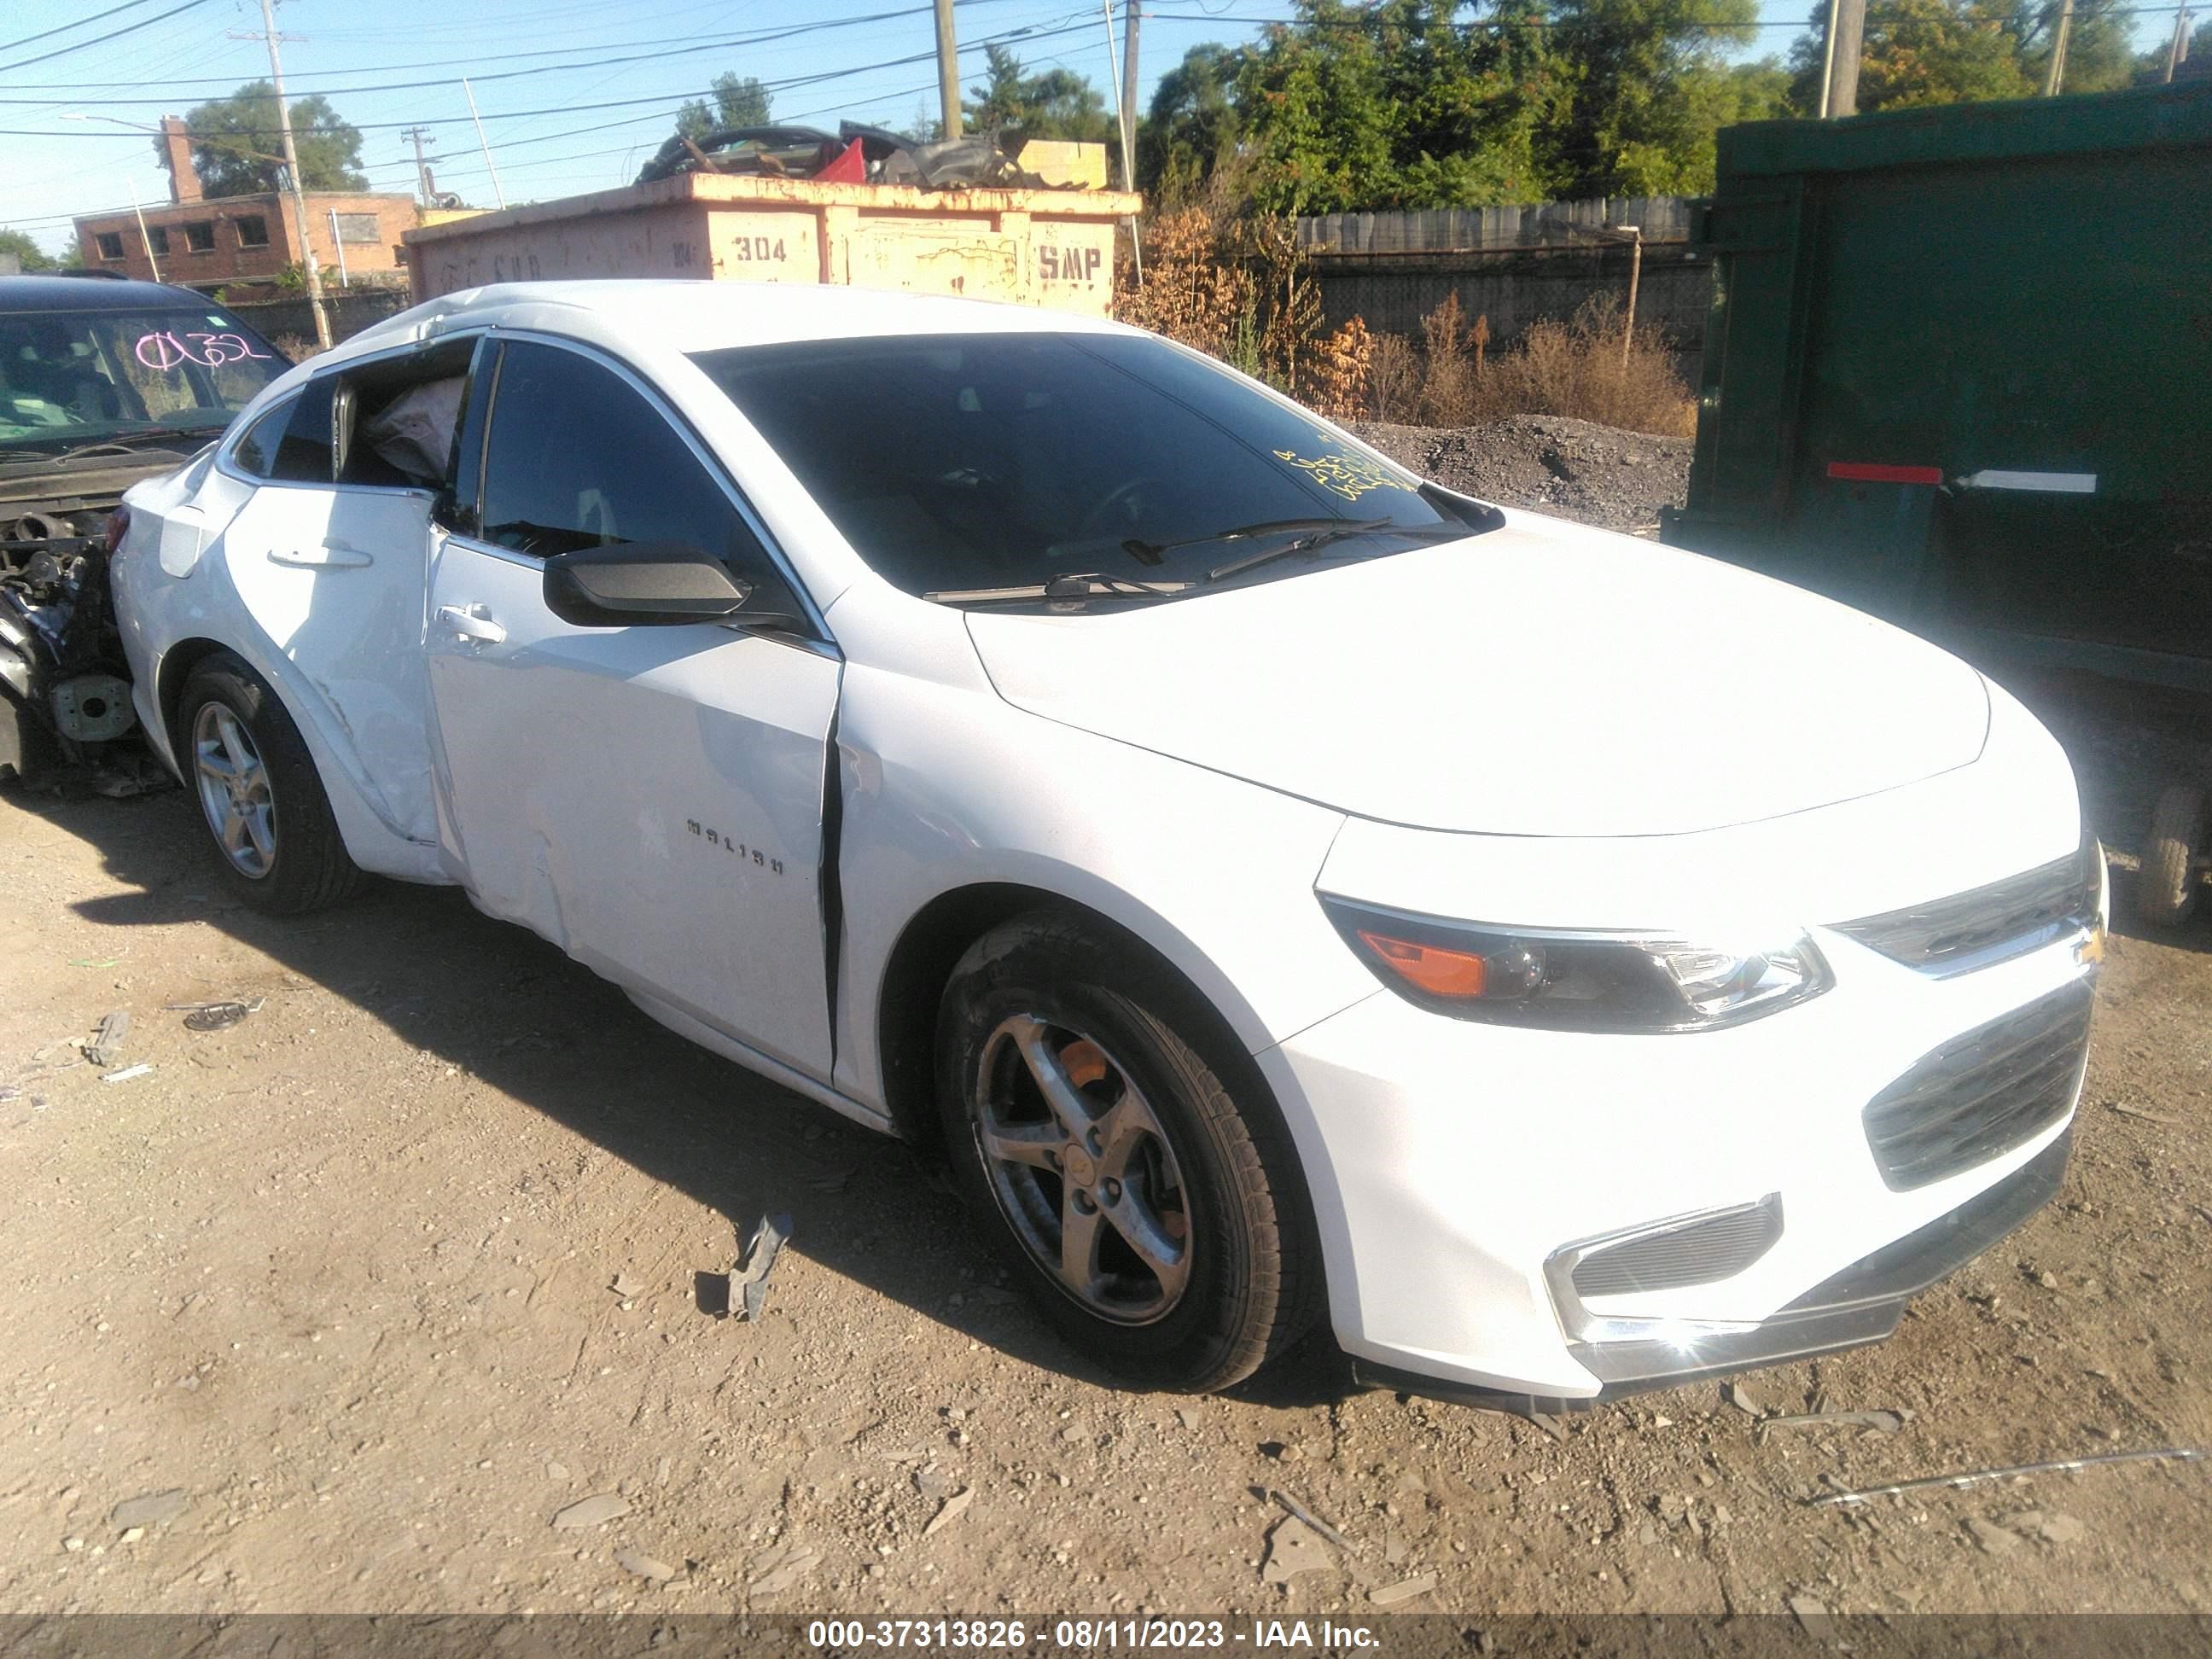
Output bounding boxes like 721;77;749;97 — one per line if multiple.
0;0;2169;258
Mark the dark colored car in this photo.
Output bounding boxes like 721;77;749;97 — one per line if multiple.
0;272;290;784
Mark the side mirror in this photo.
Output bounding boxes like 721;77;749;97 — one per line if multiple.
543;541;751;627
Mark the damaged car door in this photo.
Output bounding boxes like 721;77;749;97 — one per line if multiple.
209;356;448;844
424;335;841;1078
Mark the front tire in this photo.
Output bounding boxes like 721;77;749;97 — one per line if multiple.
935;911;1320;1392
175;651;365;915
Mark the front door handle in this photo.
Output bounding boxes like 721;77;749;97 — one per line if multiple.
437;603;507;644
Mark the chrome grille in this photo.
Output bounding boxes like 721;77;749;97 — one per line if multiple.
1569;1195;1784;1298
1836;840;2101;976
1863;980;2093;1191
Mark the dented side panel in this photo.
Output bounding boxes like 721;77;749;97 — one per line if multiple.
424;533;841;1080
212;483;440;844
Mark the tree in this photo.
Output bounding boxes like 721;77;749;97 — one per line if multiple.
2014;0;2137;92
1788;0;2032;109
1139;43;1245;205
963;44;1115;144
0;229;60;271
674;73;772;140
165;81;366;198
1543;0;1768;197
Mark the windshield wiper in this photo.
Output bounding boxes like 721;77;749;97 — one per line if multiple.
4;426;217;463
923;571;1196;605
1203;518;1464;583
1121;516;1376;566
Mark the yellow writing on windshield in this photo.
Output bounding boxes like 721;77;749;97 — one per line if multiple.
1271;447;1415;503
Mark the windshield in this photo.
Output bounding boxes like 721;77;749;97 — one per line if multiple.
690;332;1465;599
0;306;287;452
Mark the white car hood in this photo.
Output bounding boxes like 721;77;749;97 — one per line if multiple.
963;516;1991;837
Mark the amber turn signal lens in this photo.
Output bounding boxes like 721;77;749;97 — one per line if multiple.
1355;929;1489;999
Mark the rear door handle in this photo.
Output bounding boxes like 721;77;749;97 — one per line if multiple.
269;542;372;568
437;603;507;643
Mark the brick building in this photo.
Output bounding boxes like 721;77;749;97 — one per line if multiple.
73;117;418;294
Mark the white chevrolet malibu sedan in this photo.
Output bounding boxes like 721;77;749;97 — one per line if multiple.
110;281;2105;1409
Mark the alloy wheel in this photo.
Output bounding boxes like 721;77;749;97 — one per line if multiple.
972;1012;1193;1324
192;701;277;878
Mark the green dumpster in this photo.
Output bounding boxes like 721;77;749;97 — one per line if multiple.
1663;83;2212;694
1661;81;2212;923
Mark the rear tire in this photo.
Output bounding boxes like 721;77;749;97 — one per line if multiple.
935;910;1320;1393
2137;784;2202;929
175;652;366;915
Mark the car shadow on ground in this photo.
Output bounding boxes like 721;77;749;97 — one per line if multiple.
15;784;1367;1412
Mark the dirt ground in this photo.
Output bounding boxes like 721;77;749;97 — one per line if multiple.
2;545;2209;1621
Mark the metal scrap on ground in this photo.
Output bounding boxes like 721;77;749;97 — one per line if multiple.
708;1211;792;1323
82;1010;128;1068
1812;1446;2206;1506
168;998;263;1032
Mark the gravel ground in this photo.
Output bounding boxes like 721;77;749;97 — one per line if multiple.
1;755;2208;1622
1353;416;1692;536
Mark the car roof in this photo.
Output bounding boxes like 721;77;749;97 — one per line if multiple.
349;278;1132;363
0;273;225;313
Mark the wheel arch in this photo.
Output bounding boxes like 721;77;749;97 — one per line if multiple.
154;636;240;761
871;881;1287;1160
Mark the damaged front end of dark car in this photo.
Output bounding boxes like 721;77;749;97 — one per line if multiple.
0;273;292;791
0;451;178;795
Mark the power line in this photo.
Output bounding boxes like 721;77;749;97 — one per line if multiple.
0;0;212;76
0;0;176;56
1;0;1036;93
1;15;1106;143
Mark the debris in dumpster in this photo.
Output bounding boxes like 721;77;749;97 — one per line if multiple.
1810;1445;2206;1506
83;1010;130;1067
704;1211;790;1322
167;998;262;1032
632;120;1086;192
1761;1409;1906;1436
100;1063;153;1084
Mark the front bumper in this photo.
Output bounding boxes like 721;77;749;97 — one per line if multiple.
1256;920;2097;1405
1350;1125;2071;1413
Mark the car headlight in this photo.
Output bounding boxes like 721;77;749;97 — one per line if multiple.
1320;897;1832;1033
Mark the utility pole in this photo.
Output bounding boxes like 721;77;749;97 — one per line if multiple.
934;0;962;140
2044;0;2075;93
2167;3;2192;80
1119;0;1141;181
1817;0;1840;115
233;0;330;350
401;125;436;206
1825;0;1866;117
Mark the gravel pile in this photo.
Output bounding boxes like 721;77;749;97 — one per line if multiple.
1352;414;1692;536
